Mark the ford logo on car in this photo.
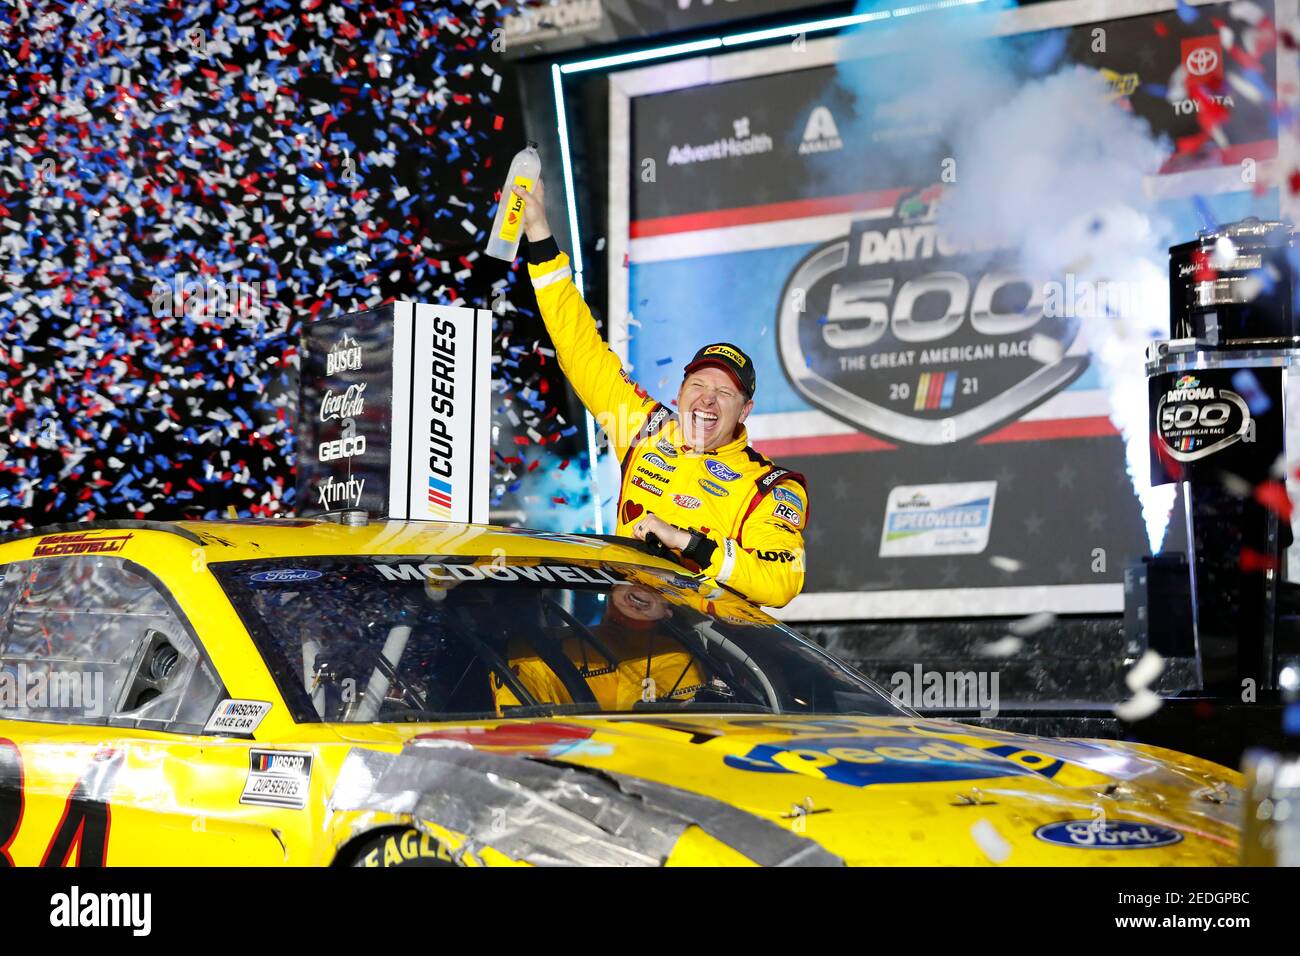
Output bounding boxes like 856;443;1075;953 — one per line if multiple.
1033;820;1183;849
250;569;324;584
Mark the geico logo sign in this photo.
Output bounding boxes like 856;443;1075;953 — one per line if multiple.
318;434;367;461
318;383;366;422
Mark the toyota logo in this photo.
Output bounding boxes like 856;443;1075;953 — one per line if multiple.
1186;47;1219;76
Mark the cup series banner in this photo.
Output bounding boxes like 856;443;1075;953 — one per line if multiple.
608;0;1285;619
297;303;492;523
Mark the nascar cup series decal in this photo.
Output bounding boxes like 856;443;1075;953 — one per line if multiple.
1034;820;1183;850
1154;374;1253;462
775;185;1086;445
880;481;997;558
241;750;313;810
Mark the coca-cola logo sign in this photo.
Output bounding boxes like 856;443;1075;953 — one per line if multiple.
776;187;1087;445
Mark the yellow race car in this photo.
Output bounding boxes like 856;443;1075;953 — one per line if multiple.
0;517;1241;866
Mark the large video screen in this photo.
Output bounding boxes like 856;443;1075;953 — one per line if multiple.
605;0;1288;619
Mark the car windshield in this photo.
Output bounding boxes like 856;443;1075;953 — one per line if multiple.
210;555;902;723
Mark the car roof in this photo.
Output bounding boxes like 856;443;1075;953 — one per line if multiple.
1;517;682;570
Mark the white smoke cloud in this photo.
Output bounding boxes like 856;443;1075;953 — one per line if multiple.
838;2;1179;551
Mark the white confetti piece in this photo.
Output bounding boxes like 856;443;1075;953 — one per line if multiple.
1114;688;1163;722
971;819;1012;863
1125;649;1165;692
989;555;1022;573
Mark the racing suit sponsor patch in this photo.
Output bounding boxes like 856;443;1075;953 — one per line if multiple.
631;475;665;496
673;494;702;510
635;465;669;483
642;453;675;471
698;479;728;497
772;486;803;508
705;459;742;482
773;503;803;527
241;750;313;809
655;438;679;458
204;699;272;736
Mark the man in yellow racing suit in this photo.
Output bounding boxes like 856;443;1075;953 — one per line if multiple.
510;178;809;608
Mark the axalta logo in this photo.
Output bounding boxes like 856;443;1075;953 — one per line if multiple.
427;315;457;518
1034;820;1183;850
326;333;362;376
799;105;843;155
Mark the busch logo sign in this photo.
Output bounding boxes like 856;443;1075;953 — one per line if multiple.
776;186;1087;444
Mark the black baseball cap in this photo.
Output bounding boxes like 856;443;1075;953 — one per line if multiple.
684;343;756;398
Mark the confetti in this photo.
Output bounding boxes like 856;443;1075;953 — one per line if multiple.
0;1;595;532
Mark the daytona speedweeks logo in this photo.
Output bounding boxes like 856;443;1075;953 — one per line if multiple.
775;186;1087;445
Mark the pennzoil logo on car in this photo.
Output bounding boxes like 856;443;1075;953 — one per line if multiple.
241;750;313;810
1033;820;1183;850
33;531;134;557
249;569;324;584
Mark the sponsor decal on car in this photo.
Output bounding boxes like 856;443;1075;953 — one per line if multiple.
772;486;803;508
204;699;272;736
241;750;313;810
1034;820;1183;850
631;475;665;496
773;503;803;527
673;494;702;510
705;459;741;482
642;453;675;472
250;569;324;583
33;532;133;557
698;479;728;497
723;736;1028;788
374;562;621;585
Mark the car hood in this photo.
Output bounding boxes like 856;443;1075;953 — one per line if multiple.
324;713;1242;865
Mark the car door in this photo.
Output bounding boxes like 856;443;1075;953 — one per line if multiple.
0;552;284;865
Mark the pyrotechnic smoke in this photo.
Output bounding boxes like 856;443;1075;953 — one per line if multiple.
836;0;1178;552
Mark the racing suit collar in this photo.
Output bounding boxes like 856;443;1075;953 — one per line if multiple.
665;415;749;456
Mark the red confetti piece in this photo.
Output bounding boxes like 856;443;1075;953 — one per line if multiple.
1254;480;1293;522
1240;547;1278;573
